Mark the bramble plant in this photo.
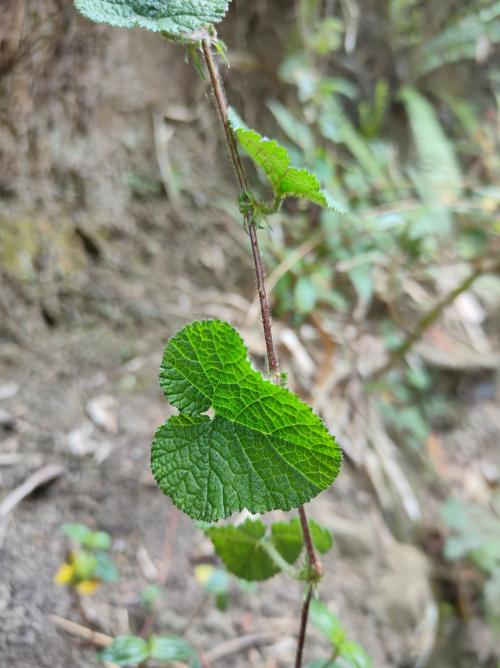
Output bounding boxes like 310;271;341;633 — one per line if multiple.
72;1;348;665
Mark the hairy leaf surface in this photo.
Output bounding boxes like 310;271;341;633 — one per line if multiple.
151;320;341;522
74;0;231;35
207;518;333;580
228;110;342;210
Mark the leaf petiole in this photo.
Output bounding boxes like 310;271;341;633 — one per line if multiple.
260;539;302;579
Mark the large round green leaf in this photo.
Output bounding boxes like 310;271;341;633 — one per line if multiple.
151;320;342;521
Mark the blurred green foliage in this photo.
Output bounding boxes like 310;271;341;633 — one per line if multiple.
259;0;499;453
55;523;119;594
99;634;201;667
442;495;500;632
307;598;373;667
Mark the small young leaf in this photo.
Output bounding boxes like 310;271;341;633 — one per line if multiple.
228;110;343;211
149;635;198;663
142;584;163;610
94;551;120;582
309;521;334;554
62;523;112;550
310;599;346;648
72;551;98;582
207;518;302;581
88;530;112;550
310;600;373;668
207;520;271;580
74;0;232;36
62;522;91;542
99;636;149;666
271;518;333;556
151;320;342;522
207;517;332;581
340;640;373;668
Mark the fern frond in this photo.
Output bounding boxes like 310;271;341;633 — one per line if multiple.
400;87;462;189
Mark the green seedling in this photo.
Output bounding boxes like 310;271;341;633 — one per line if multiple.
100;634;201;667
55;523;119;595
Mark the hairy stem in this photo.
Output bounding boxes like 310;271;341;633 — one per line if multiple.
295;585;313;668
298;506;323;577
201;38;321;666
249;223;280;376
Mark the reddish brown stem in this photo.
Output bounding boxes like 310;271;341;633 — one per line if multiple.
298;506;323;578
201;38;248;193
201;38;321;668
295;586;313;668
249;224;279;375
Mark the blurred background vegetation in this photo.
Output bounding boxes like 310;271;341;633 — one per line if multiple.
0;1;499;667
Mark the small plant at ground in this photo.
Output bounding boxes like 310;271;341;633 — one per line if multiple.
72;0;347;665
100;634;201;667
55;522;119;595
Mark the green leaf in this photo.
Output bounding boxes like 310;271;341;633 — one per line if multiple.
272;518;333;556
62;522;93;544
72;551;98;581
207;518;301;581
207;517;333;581
208;520;271;580
310;600;373;668
142;584;162;611
228;110;342;211
307;520;333;554
62;523;112;550
94;551;120;582
74;0;231;35
310;599;346;648
88;531;112;550
151;320;342;522
149;635;198;663
99;636;149;666
340;641;373;668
